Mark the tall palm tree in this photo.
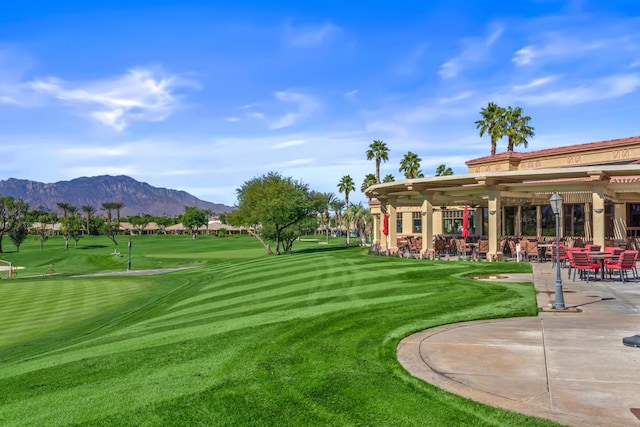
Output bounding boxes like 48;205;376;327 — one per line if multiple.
330;199;345;240
361;173;377;197
320;192;336;243
399;151;423;179
56;201;73;217
504;106;535;151
366;139;390;183
435;164;454;176
101;202;115;223
346;202;372;245
81;205;96;235
475;102;506;155
382;174;395;183
112;201;124;223
337;175;355;244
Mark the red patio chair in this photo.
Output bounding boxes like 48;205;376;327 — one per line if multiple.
605;250;637;282
571;251;600;282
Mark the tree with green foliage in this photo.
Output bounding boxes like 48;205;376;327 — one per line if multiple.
81;205;96;235
8;221;29;252
35;212;57;251
61;207;84;249
181;206;208;239
435;164;454;176
318;192;336;243
346;202;372;245
130;214;153;235
101;201;123;245
399;151;423;179
156;215;174;235
228;172;324;254
361;173;377;197
504;106;535;151
330;199;345;239
382;174;395;183
0;196;29;253
337;175;356;244
475;101;506;156
366;139;389;183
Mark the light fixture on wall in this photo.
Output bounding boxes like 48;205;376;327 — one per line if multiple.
593;207;604;214
488;210;496;215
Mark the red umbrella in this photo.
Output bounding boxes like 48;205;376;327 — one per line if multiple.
382;212;389;236
461;206;470;238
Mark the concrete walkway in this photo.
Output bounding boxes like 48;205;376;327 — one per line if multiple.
398;262;640;426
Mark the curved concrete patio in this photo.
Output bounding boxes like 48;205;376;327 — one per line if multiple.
398;262;640;426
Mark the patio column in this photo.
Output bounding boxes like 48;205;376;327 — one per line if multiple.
584;203;592;241
613;203;627;240
373;213;380;244
388;199;398;253
420;192;434;258
536;206;542;238
515;206;522;236
475;207;484;236
592;186;606;248
487;187;502;260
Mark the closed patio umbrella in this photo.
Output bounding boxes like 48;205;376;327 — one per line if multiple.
383;212;389;236
461;206;470;238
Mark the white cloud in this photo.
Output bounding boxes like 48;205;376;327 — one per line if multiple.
0;95;20;105
513;73;640;105
285;22;340;47
225;117;239;122
59;146;130;157
271;139;306;149
439;23;504;79
268;90;320;129
396;44;427;76
28;68;198;131
512;76;557;91
512;33;605;66
344;90;358;101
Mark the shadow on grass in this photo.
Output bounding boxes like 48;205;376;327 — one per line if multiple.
77;245;110;250
292;245;362;255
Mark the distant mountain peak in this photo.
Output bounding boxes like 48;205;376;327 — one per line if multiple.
0;175;234;217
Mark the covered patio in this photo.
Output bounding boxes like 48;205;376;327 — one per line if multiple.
366;136;640;260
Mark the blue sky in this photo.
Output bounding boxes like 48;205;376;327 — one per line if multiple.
1;1;640;207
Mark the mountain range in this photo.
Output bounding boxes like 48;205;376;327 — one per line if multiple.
0;175;234;217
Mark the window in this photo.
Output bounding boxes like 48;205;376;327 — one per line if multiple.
412;212;421;233
563;204;584;237
442;210;463;234
396;212;403;233
521;205;537;236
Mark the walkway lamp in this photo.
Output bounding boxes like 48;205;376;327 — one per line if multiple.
549;191;565;309
127;238;132;272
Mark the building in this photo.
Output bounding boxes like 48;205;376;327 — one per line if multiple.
366;136;640;260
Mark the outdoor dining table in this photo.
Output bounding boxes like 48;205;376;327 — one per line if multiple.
537;243;553;261
588;252;618;281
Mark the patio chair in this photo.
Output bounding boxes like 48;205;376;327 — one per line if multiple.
605;250;637;282
571;251;601;282
478;239;489;260
525;240;539;262
550;244;568;268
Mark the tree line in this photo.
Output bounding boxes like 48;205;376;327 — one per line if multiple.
0;196;218;253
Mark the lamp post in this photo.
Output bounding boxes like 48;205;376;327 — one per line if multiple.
549;191;565;309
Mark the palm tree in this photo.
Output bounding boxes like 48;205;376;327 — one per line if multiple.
112;201;124;223
319;192;336;243
366;139;390;183
504;106;535;151
101;202;115;223
435;164;454;176
475;102;506;155
330;199;345;240
337;175;355;244
346;202;373;245
382;174;395;183
56;201;73;218
81;205;96;235
399;151;423;179
361;173;377;197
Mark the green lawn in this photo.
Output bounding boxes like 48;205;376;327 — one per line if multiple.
0;235;559;426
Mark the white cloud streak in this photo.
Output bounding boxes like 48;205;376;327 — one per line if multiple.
28;68;198;131
284;22;340;47
439;23;504;79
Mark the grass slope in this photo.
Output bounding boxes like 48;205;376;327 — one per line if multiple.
0;236;559;426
